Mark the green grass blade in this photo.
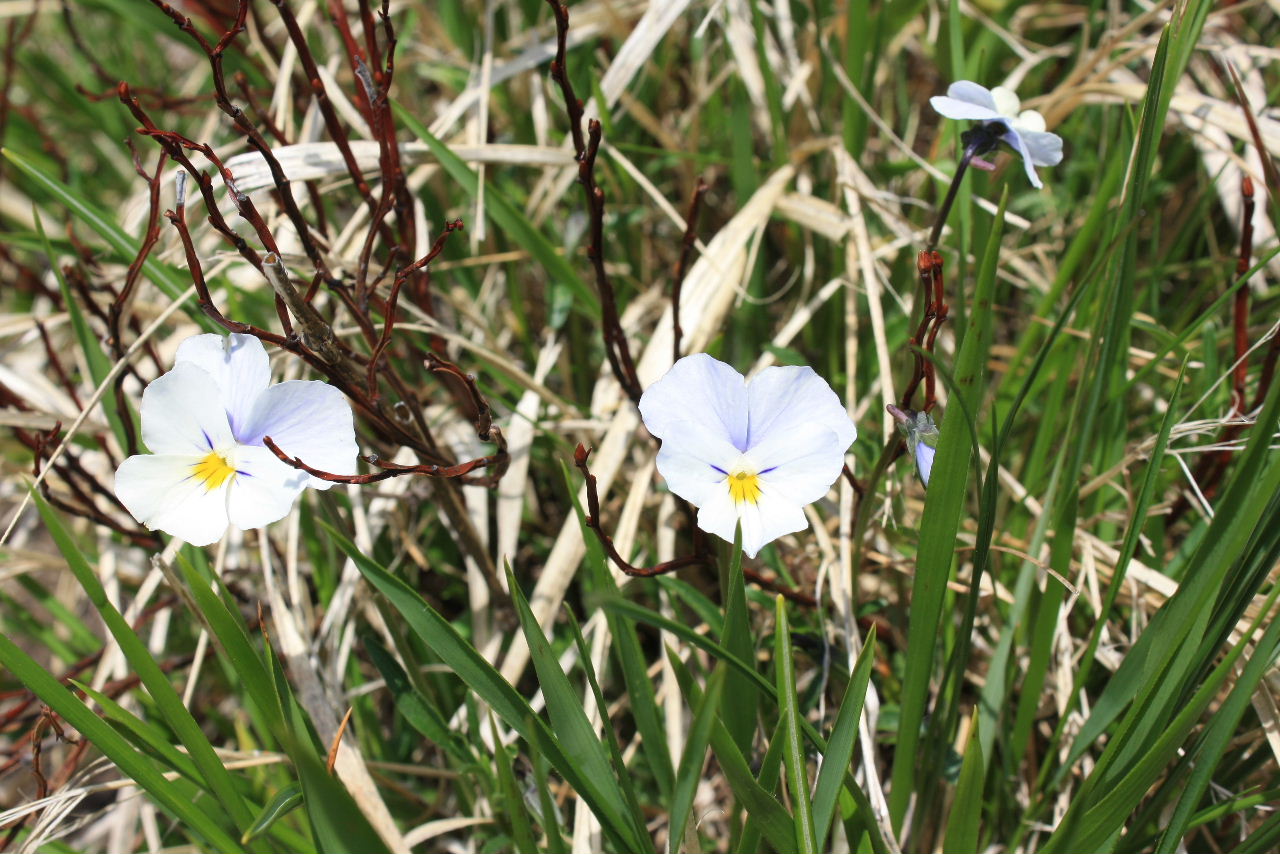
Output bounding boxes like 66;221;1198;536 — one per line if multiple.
331;522;647;853
668;648;796;853
667;665;725;853
719;527;758;758
0;633;245;852
889;189;1007;827
943;718;985;854
775;595;818;854
813;626;877;851
560;603;648;838
34;492;255;833
242;784;303;845
490;713;540;854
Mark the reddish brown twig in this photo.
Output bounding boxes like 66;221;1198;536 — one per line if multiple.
1171;174;1266;522
672;179;708;363
367;221;463;397
1231;176;1256;415
544;1;644;404
900;250;949;412
574;443;709;578
263;436;502;483
574;445;817;605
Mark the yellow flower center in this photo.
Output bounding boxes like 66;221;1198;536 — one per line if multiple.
727;469;761;505
192;451;236;492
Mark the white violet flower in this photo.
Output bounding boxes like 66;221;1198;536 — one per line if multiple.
114;333;358;546
638;354;857;558
930;80;1064;189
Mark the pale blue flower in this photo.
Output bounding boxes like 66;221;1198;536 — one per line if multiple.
115;334;357;545
639;354;856;558
931;81;1064;188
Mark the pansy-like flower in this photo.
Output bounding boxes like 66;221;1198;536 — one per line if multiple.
638;354;856;558
930;81;1063;188
115;333;358;546
889;405;939;487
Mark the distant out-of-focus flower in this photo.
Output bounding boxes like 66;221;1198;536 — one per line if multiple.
114;333;358;546
638;354;857;558
930;81;1063;188
889;405;940;487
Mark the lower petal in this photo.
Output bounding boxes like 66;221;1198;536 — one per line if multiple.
737;492;808;559
696;490;740;550
1018;130;1064;167
115;454;230;546
1002;130;1044;189
228;444;309;530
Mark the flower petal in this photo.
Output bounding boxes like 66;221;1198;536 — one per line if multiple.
114;453;231;546
228;444;308;529
176;333;272;439
653;427;742;507
140;362;235;455
930;95;1002;122
744;365;856;451
639;354;749;450
750;423;850;507
990;86;1021;118
946;81;999;110
695;489;740;551
1001;128;1044;189
238;380;358;490
1018;129;1064;167
915;442;936;487
1014;109;1047;133
737;491;808;559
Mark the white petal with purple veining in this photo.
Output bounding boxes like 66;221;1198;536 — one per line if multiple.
175;333;272;439
652;425;742;508
239;380;359;490
749;424;851;507
228;444;308;528
115;453;231;546
139;363;235;456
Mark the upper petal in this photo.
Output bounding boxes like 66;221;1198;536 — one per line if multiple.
228;444;308;529
744;365;856;451
990;86;1021;118
639;354;749;450
945;81;999;111
653;426;742;508
1013;109;1047;133
238;380;358;491
114;453;231;546
175;333;272;439
930;95;1003;123
140;362;236;456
